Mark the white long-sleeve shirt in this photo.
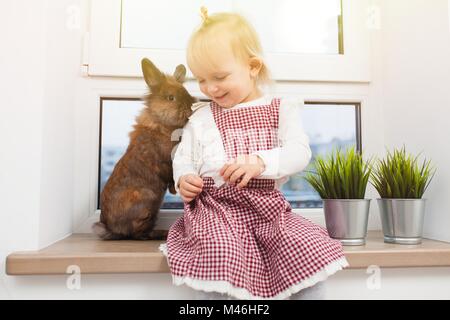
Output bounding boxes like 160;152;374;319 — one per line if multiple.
172;95;312;194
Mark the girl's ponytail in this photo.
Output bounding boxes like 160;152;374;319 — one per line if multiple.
200;6;210;25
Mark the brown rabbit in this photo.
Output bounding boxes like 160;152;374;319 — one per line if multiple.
93;58;196;240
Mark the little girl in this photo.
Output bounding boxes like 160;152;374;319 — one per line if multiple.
160;8;349;300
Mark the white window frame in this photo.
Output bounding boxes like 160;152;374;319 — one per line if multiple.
87;0;370;82
74;0;381;233
72;77;383;233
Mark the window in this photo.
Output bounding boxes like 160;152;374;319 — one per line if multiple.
98;98;142;208
98;99;360;210
121;0;344;55
283;102;360;208
88;0;369;81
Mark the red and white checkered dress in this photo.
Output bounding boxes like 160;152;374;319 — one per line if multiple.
162;98;349;300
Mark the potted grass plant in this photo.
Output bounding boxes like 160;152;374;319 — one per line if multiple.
371;147;436;244
305;147;373;246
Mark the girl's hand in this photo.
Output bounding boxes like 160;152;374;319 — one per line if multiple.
178;174;204;202
219;154;266;189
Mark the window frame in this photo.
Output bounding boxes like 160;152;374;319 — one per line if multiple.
304;100;362;153
97;98;362;211
97;97;142;210
287;101;362;209
87;0;371;82
72;78;379;233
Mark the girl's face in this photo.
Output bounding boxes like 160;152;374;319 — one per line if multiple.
190;50;262;108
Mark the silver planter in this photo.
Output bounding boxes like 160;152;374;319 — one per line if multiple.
377;198;426;244
323;199;371;246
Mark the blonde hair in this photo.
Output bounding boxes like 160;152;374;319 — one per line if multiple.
187;7;272;86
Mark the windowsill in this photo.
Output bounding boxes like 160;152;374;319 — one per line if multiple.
6;231;450;275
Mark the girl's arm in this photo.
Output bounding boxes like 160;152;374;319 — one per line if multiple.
252;98;312;179
172;120;199;194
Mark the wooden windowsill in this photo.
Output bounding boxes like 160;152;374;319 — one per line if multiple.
6;231;450;275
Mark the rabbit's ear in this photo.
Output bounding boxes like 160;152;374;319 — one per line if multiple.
141;58;164;88
173;64;186;83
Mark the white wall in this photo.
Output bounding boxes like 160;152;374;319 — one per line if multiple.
373;0;450;242
0;0;81;250
0;0;46;256
2;268;450;299
38;0;83;247
0;0;82;290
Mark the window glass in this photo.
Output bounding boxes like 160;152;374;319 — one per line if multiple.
121;0;343;54
99;99;359;209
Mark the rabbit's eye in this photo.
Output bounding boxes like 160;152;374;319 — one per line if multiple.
167;95;175;101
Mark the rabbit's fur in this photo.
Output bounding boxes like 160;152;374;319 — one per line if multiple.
93;58;196;240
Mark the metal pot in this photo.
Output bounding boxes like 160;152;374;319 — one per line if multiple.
323;199;371;246
377;198;426;244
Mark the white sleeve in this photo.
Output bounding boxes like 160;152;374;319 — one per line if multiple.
172;120;199;195
252;98;312;179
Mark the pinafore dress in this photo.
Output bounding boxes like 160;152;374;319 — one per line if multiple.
161;98;349;300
